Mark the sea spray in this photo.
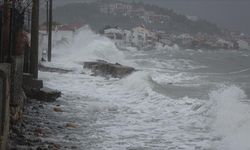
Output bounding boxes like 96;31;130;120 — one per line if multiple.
209;85;250;150
44;26;134;71
38;24;250;149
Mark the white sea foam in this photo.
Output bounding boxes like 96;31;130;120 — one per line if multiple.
209;85;250;150
39;27;250;149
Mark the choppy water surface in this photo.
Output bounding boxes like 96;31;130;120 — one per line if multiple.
40;28;250;150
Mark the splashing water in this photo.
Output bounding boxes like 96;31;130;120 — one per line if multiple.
210;85;250;150
39;26;250;150
44;26;133;71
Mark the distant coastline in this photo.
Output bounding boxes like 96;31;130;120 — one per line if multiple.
52;0;250;35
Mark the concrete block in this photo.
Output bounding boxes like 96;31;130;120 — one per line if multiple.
26;87;61;102
23;73;43;90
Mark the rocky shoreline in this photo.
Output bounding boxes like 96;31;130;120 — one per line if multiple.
8;60;136;150
8;98;80;150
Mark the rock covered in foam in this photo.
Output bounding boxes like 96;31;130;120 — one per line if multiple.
26;87;61;102
84;60;135;78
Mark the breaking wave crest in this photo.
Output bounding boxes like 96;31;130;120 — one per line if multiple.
209;85;250;150
120;71;152;92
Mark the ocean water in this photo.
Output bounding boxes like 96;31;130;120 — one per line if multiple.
39;27;250;150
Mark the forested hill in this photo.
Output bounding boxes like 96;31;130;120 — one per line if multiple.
47;0;222;35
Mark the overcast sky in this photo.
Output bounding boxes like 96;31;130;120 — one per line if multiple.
51;0;250;34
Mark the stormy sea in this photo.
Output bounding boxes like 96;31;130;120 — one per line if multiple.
39;26;250;150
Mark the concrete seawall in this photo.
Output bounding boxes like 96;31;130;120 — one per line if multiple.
0;64;11;150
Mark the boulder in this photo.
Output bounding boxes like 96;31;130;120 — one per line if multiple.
23;73;43;90
26;87;61;102
84;60;135;78
66;123;78;128
53;107;63;112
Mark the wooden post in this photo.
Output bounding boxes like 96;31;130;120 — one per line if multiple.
7;2;14;63
0;0;10;63
30;0;39;79
48;0;52;62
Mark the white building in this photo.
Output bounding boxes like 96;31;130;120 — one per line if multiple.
216;38;234;49
237;40;249;50
39;23;86;61
53;23;86;45
100;3;133;16
103;26;158;49
104;28;125;45
132;26;157;48
124;30;133;45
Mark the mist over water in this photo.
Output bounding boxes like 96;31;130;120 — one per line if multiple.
40;27;250;149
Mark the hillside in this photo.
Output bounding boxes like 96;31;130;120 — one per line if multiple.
48;0;222;35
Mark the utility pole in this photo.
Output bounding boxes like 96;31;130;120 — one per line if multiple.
30;0;39;79
0;0;5;62
46;0;49;33
28;9;31;32
48;0;52;62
